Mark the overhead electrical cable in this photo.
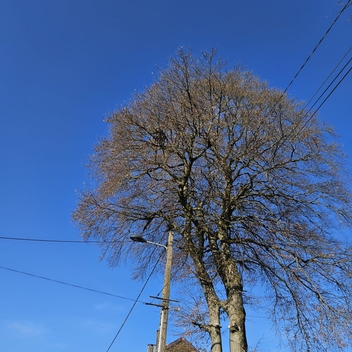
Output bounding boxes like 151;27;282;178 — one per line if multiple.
264;4;352;153
283;0;351;94
0;265;147;304
306;56;352;114
0;235;124;244
105;248;162;352
309;64;352;118
303;46;352;110
258;0;350;144
290;48;352;136
286;62;352;143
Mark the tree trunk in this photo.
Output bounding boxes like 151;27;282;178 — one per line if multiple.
191;251;223;352
207;299;223;352
222;261;248;352
227;294;247;352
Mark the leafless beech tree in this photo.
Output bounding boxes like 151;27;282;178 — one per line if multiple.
73;49;352;352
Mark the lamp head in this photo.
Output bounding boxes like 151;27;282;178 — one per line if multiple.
130;236;147;243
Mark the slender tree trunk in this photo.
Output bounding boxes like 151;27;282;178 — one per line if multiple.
183;216;224;352
223;261;248;352
190;248;223;352
195;273;223;352
206;296;223;352
216;219;248;352
226;293;247;352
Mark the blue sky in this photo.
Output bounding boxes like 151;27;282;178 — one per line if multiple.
0;1;351;351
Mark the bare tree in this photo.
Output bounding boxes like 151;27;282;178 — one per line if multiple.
73;49;352;352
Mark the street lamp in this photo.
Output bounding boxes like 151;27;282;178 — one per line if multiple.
130;231;174;352
130;236;167;250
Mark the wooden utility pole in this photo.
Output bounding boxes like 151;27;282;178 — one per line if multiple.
157;230;173;352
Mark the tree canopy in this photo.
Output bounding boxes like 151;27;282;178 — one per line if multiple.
73;49;352;352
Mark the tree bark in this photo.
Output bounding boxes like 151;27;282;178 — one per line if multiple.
188;241;223;352
217;230;248;352
193;266;223;352
226;293;247;352
207;303;223;352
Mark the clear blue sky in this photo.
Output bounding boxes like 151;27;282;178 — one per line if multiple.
0;1;351;351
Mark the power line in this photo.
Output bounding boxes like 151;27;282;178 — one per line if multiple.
276;58;352;156
306;56;352;114
105;249;162;352
0;235;123;244
259;1;350;145
0;265;147;304
283;0;351;93
309;64;352;118
290;49;352;137
266;8;351;154
303;46;352;110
